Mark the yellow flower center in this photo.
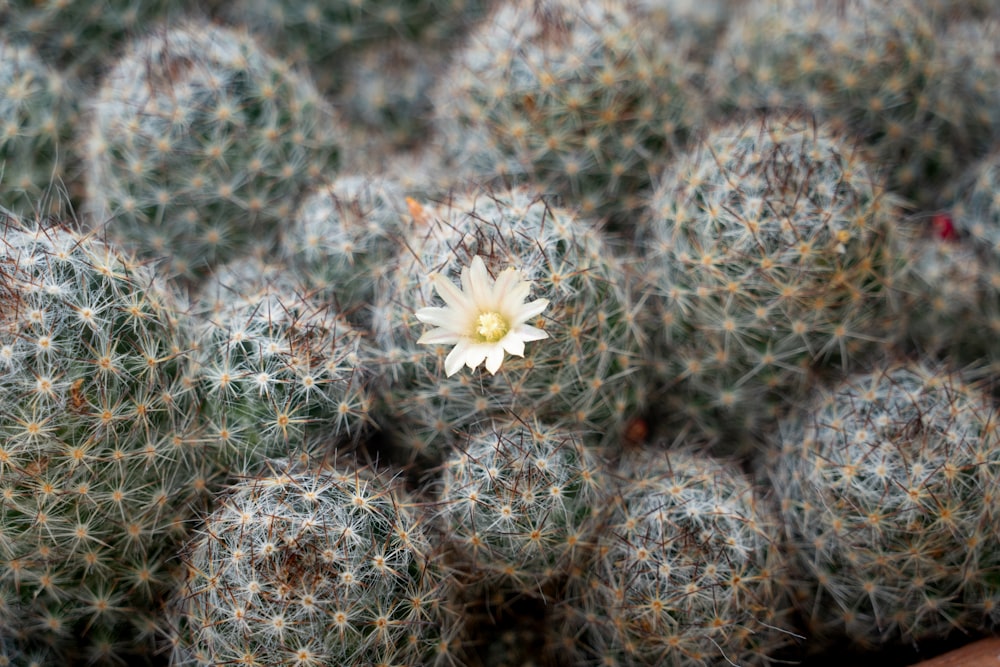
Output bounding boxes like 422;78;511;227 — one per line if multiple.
476;311;509;343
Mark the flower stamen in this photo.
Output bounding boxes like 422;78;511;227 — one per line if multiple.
476;312;509;343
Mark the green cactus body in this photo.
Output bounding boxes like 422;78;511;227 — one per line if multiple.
639;113;904;444
0;215;210;662
561;447;793;666
0;39;78;215
433;417;607;591
432;0;708;225
191;254;373;466
278;175;408;330
764;360;1000;648
712;0;1000;208
169;458;458;666
371;186;647;461
83;23;343;281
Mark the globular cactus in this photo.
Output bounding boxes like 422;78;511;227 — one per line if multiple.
371;186;648;461
431;416;608;591
168;457;460;667
84;22;343;281
0;0;199;82
0;213;210;663
638;113;905;445
0;39;79;215
190;253;374;467
558;447;794;666
431;0;709;225
711;0;999;208
276;175;409;330
763;360;1000;649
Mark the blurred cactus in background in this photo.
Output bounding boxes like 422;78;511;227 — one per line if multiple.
432;0;711;226
0;0;198;83
0;39;79;216
763;360;1000;649
711;0;1000;208
83;22;343;282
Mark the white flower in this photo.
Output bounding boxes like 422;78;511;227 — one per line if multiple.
415;255;549;376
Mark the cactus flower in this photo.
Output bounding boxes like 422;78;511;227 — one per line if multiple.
416;255;549;376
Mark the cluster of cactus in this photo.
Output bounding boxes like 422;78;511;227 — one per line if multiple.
557;447;794;666
3;0;1000;664
83;22;343;281
371;186;647;460
0;215;205;663
431;0;711;224
710;0;1000;208
0;38;79;215
762;359;1000;649
638;112;905;444
168;457;458;666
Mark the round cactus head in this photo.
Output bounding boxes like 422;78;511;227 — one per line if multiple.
765;360;1000;648
84;22;343;281
169;457;458;666
560;447;794;666
0;213;210;662
640;112;905;444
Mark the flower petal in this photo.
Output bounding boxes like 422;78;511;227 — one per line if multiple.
493;268;524;306
417;328;462;345
445;339;471;376
466;255;493;309
512;323;549;341
463;342;493;372
431;271;473;312
485;344;506;374
414;306;465;331
512;298;549;325
500;333;525;357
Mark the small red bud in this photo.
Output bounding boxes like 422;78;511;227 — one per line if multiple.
932;212;958;241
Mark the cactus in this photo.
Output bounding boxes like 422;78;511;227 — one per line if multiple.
371;186;648;462
168;457;460;666
431;0;709;225
276;175;409;331
190;252;374;467
638;112;905;445
558;447;794;666
0;213;210;662
711;0;999;208
431;416;607;591
763;360;1000;649
83;22;343;281
0;39;79;216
